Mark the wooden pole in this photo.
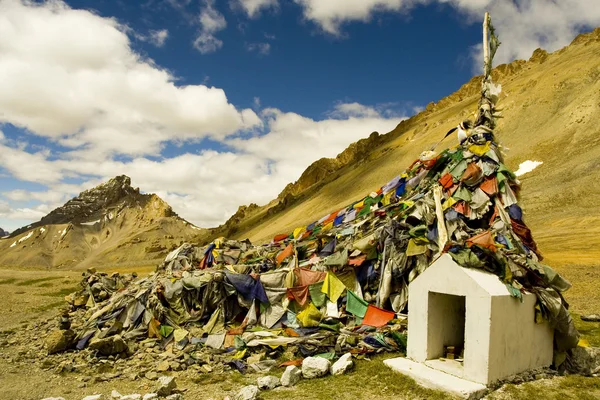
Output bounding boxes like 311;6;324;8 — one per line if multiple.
483;12;490;76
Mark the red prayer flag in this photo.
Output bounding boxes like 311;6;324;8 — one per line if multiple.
362;305;395;328
276;243;294;265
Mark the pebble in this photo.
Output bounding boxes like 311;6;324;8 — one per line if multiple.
257;375;280;390
235;385;259;400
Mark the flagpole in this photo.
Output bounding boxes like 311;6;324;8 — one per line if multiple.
483;12;490;77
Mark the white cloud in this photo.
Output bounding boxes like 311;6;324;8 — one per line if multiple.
294;0;414;35
148;29;169;47
133;28;169;47
0;200;52;226
456;0;600;67
0;104;401;228
290;0;600;66
236;0;278;18
194;0;227;54
246;42;271;55
329;102;382;118
0;0;258;158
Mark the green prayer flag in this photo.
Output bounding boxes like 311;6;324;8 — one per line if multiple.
453;185;472;202
346;290;368;318
159;325;174;338
314;351;336;360
308;282;327;307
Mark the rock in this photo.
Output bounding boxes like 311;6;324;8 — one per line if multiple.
257;375;280;390
41;398;65;400
280;366;301;387
111;390;122;399
567;346;600;375
82;395;103;400
156;360;170;372
247;353;265;365
581;314;600;322
302;357;331;379
331;353;353;375
165;395;183;400
142;394;158;400
45;329;76;354
235;385;259;400
145;371;159;380
89;335;128;356
156;376;177;397
120;395;141;400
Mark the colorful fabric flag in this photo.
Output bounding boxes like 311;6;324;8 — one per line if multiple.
276;243;294;266
294;268;326;287
297;303;322;328
321;272;346;302
288;286;309;306
346;290;368;318
362;305;395;328
308;282;327;307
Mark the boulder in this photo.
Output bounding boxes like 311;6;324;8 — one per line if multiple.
120;395;142;400
280;365;301;387
331;353;353;375
88;335;128;356
142;394;158;400
45;329;76;355
301;357;331;379
156;376;177;397
257;375;280;390
567;346;600;375
235;385;259;400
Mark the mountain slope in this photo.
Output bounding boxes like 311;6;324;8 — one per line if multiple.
0;176;205;269
212;28;600;266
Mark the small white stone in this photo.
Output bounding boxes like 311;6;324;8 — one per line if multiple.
331;353;353;375
82;396;102;400
120;395;142;400
142;394;158;400
111;390;122;399
280;365;302;387
235;385;259;400
257;375;280;390
302;357;331;379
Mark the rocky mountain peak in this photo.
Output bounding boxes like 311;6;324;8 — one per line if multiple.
9;175;150;236
0;227;8;237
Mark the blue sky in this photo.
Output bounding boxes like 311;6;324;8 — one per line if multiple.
0;0;598;232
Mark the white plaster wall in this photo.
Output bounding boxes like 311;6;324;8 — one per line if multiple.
464;295;493;384
487;293;554;382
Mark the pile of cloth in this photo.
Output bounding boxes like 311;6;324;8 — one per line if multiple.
60;125;578;370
